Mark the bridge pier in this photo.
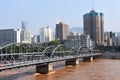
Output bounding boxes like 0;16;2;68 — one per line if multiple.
65;58;79;66
36;63;53;74
83;57;93;62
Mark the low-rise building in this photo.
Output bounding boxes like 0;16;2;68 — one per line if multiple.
64;34;92;50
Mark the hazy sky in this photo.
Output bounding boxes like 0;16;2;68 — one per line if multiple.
0;0;120;34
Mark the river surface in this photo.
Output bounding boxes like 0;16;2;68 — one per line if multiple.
0;59;120;80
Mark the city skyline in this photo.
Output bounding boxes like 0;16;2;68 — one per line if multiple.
0;0;120;34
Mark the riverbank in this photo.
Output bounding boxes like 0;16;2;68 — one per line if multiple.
100;52;120;59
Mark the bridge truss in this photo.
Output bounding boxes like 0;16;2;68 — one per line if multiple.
0;43;101;70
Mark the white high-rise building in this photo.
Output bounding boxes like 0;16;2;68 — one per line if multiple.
16;28;32;44
21;29;31;43
16;21;32;44
16;29;21;43
39;26;52;43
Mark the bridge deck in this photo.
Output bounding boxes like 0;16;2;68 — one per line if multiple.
0;53;102;71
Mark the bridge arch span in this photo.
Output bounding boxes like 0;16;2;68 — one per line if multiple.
77;46;90;54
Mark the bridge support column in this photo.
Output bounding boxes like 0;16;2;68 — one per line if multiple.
65;58;79;66
83;57;93;62
90;57;93;61
36;63;53;74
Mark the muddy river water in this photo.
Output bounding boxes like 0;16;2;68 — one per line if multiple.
0;59;120;80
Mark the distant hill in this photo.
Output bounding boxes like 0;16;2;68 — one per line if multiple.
70;27;83;33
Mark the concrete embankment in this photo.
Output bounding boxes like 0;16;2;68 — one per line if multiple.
100;52;120;59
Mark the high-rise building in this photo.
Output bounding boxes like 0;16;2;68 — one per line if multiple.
21;29;31;43
21;21;27;30
116;32;120;37
16;28;32;44
104;31;116;46
21;21;31;43
16;21;32;44
104;31;115;39
39;26;52;43
16;29;21;43
56;22;69;40
0;29;16;46
83;10;104;45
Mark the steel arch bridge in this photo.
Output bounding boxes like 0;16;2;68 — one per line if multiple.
0;43;101;71
0;43;44;64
